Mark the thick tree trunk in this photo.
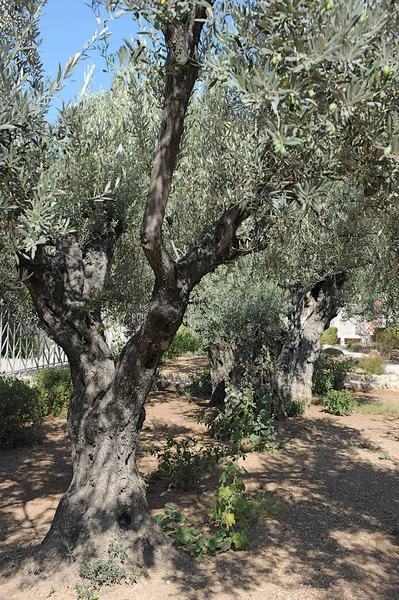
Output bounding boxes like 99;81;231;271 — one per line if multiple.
273;274;346;416
20;239;188;564
23;245;189;564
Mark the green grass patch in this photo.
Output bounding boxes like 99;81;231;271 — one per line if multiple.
354;401;399;418
358;354;386;375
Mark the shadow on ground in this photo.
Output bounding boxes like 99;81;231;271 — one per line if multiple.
0;383;398;599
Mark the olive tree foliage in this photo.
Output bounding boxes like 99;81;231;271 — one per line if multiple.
211;0;399;210
189;182;374;409
343;202;399;327
0;0;44;87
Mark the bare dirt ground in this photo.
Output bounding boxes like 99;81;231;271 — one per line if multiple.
0;356;398;600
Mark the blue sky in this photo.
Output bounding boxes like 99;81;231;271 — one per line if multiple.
39;0;137;118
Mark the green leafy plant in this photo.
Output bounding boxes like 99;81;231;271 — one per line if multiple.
78;542;139;593
312;356;355;395
189;368;212;396
79;559;127;587
155;461;281;556
205;384;276;452
151;437;223;492
358;354;386;375
211;460;250;551
162;325;201;360
0;377;45;448
75;583;99;600
378;451;391;460
154;504;207;555
324;390;356;416
285;398;306;417
322;347;344;357
34;367;73;416
320;326;339;345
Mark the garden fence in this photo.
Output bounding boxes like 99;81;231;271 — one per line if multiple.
0;309;127;378
0;309;68;377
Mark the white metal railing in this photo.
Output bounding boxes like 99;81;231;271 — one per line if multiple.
0;309;68;377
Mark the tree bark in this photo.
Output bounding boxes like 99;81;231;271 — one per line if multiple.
208;343;238;406
273;273;346;417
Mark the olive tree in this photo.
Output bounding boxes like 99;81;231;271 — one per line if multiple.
1;0;399;569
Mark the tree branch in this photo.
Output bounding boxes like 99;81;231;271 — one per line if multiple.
140;2;211;288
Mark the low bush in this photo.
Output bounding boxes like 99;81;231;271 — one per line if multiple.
151;437;222;491
320;326;338;345
162;325;201;360
312;356;355;395
324;390;356;416
0;377;45;448
358;354;386;375
285;398;306;417
205;385;276;452
322;347;344;357
373;327;399;348
34;367;73;416
189;368;212;396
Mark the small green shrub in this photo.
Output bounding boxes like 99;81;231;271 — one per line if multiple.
373;327;399;347
162;325;201;360
285;398;306;417
358;354;386;375
75;583;99;600
205;385;276;452
322;347;344;357
79;560;127;586
0;377;45;448
78;542;141;595
151;437;222;491
320;326;338;345
34;367;72;416
189;368;212;396
312;356;355;395
324;390;356;416
154;504;208;555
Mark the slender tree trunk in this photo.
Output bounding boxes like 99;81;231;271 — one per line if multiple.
273;274;346;416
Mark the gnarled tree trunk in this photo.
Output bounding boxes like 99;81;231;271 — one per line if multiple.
208;343;238;406
273;273;346;417
20;2;268;566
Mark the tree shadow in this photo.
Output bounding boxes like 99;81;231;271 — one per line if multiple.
165;414;399;599
1;391;398;599
0;418;72;586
